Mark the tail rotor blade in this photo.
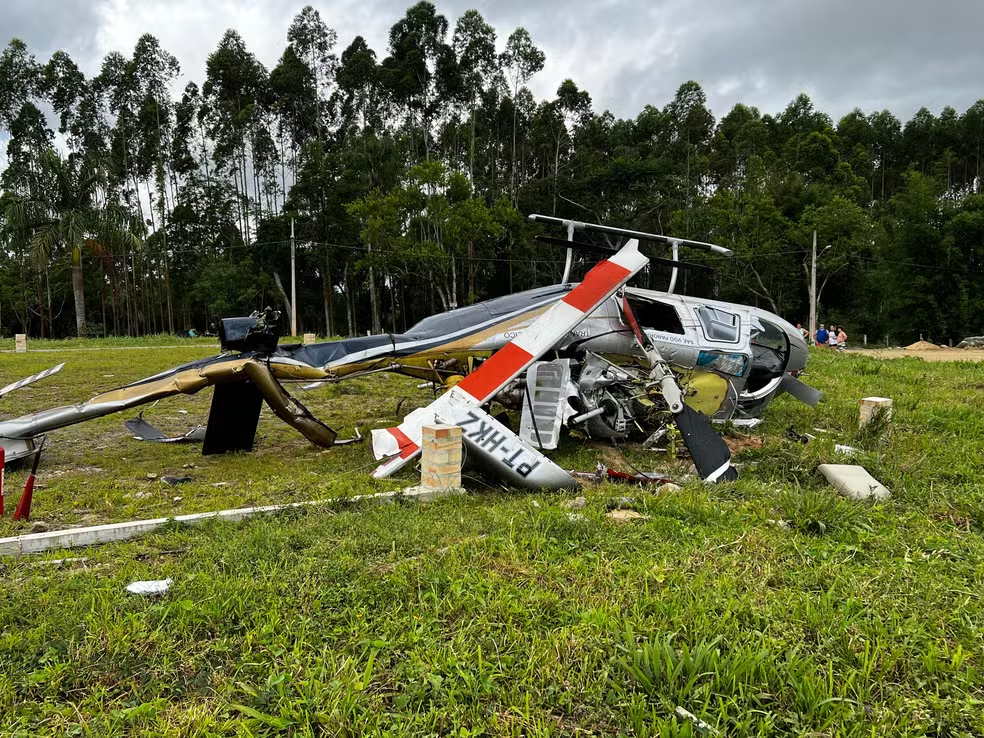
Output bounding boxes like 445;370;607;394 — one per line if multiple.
675;404;737;482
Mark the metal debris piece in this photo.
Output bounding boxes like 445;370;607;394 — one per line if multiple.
160;476;192;487
571;464;674;486
124;414;206;443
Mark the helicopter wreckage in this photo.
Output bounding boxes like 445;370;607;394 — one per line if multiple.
0;215;820;490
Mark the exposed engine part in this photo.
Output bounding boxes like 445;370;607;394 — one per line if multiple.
494;378;526;410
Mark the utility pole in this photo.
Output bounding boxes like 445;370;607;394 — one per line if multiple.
290;217;297;337
809;230;817;343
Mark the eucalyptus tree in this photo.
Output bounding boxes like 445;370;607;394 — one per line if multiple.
380;1;450;160
0;39;41;132
286;6;337;144
500;27;545;202
451;10;498;181
202;29;270;243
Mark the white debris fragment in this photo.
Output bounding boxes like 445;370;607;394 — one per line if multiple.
126;578;172;596
819;464;891;501
675;706;718;734
834;444;859;456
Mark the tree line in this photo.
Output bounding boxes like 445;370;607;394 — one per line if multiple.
1;3;982;344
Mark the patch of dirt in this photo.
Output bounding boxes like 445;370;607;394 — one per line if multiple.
725;435;765;453
854;348;984;363
904;340;943;351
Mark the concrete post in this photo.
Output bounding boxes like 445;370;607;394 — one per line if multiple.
860;397;893;426
420;424;462;492
15;334;27;353
303;333;316;345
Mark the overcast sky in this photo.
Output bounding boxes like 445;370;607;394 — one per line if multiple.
4;0;984;124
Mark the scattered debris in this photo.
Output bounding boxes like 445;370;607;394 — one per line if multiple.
834;444;859;456
567;512;587;522
182;463;196;469
29;557;88;568
723;417;762;428
172;496;183;503
145;473;158;480
605;509;649;523
125;414;206;444
661;482;682;492
819;464;890;501
571;463;674;486
785;426;809;444
675;706;718;735
561;496;587;510
29;521;50;534
767;518;793;530
161;476;192;487
125;579;172;596
210;482;231;488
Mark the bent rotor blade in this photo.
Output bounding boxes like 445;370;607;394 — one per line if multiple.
0;363;65;398
371;239;650;482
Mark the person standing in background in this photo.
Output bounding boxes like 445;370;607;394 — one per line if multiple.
837;326;848;351
797;323;809;342
829;326;839;349
816;324;828;347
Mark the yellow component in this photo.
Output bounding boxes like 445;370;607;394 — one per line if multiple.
681;370;730;415
443;374;466;389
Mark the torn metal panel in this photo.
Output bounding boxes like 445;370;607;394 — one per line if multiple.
124;414;206;443
519;359;571;450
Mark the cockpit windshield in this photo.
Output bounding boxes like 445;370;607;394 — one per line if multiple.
745;319;790;392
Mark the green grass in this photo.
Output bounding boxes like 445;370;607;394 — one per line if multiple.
1;347;983;736
2;333;220;351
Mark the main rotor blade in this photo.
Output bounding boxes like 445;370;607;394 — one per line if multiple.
529;213;733;256
535;236;716;272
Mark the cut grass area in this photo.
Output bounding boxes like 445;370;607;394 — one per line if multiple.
1;346;983;735
1;334;220;351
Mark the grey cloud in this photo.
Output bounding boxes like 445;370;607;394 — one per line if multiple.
2;0;104;61
2;0;981;126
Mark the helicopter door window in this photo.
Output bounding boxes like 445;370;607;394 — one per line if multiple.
626;298;685;335
696;306;740;343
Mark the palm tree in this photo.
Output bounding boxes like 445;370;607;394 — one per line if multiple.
3;150;143;336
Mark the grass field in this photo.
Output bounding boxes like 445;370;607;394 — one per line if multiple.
1;345;982;736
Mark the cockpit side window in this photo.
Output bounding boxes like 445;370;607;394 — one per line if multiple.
626;298;685;335
696;305;740;343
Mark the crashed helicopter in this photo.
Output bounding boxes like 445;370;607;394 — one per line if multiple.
0;215;820;489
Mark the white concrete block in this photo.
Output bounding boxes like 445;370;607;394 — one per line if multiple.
819;464;890;501
303;333;316;345
860;397;893;426
15;334;27;353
